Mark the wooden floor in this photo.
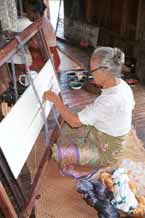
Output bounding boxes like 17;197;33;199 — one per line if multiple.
132;84;145;144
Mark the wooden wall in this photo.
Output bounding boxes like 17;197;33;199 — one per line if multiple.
64;0;139;39
63;0;145;84
133;0;145;84
64;0;139;51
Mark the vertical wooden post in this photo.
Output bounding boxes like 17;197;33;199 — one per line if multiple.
120;0;128;36
18;0;23;16
85;0;92;23
0;182;18;218
135;0;143;40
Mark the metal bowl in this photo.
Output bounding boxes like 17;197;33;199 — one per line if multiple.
69;81;83;90
67;72;76;78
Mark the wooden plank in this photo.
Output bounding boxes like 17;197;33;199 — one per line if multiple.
0;149;26;211
0;181;18;218
0;20;42;66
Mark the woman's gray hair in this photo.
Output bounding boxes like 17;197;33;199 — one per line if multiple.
91;47;125;77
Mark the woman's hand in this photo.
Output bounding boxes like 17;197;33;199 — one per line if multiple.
43;91;82;128
43;91;59;104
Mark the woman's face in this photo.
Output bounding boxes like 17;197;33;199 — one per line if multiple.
90;60;108;87
93;70;107;87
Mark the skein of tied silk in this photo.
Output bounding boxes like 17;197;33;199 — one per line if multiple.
52;143;100;180
99;170;145;218
52;141;80;167
52;141;98;168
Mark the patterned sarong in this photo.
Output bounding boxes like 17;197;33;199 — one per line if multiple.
52;124;128;168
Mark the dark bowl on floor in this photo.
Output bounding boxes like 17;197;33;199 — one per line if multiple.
67;72;76;78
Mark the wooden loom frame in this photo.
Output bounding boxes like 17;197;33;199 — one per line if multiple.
0;18;62;218
0;181;17;218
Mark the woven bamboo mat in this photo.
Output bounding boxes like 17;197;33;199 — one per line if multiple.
34;160;97;218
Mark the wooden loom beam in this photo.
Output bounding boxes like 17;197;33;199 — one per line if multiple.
0;148;26;212
0;19;42;66
0;181;17;218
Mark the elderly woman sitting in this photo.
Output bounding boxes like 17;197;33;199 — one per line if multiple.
44;47;135;162
44;47;145;194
